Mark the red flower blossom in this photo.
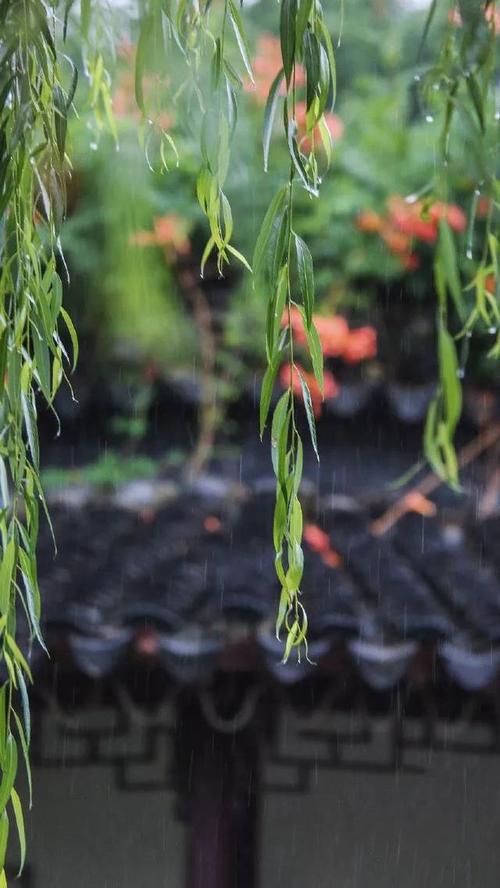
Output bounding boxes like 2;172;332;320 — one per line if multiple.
388;196;437;243
342;326;378;364
279;362;338;417
303;523;331;554
428;201;467;233
204;515;222;533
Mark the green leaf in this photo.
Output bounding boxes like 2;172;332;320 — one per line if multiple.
275;587;289;639
282;619;299;663
263;69;284;172
271;392;290;477
318;18;337;111
280;0;298;88
60;307;79;371
10;786;25;876
294;234;314;326
436;221;465;321
0;811;8;872
298;369;319;461
0;540;15;617
439;326;462;432
81;0;91;39
466;72;485;133
305;317;324;393
253;186;288;280
296;0;314;50
0;735;17;815
228;0;254;83
287;119;319;197
12;711;31;810
5;634;32;683
260;354;280;437
267;264;288;360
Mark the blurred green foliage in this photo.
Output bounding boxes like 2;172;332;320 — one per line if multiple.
61;0;499;404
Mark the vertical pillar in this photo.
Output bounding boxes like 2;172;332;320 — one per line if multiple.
175;691;260;888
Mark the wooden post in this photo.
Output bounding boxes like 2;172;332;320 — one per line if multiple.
176;691;260;888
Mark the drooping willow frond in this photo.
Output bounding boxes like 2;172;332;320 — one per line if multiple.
0;2;497;879
418;0;499;484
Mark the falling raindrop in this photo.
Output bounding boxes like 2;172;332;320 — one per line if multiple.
414;74;421;82
495;112;500;121
457;368;465;379
474;188;481;196
488;327;497;335
466;248;473;260
90;142;98;151
405;194;418;205
425;115;434;123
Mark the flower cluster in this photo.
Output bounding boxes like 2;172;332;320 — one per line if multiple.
287;306;377;363
357;195;467;270
279;307;377;416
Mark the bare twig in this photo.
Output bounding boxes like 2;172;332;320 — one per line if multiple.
371;422;500;536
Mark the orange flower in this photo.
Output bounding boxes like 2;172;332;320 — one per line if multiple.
130;213;190;256
321;548;342;568
342;326;378;364
485;275;497;294
402;492;437;518
313;315;351;357
279;362;338;417
303;523;342;567
245;34;305;104
356;210;383;233
380;226;412;256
